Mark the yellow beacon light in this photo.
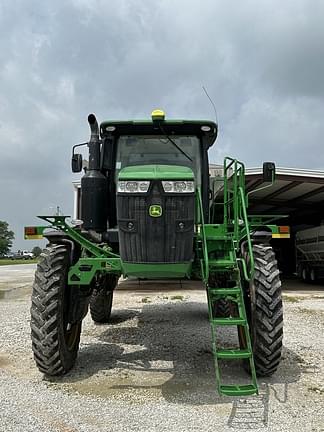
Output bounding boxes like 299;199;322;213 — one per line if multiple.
151;109;165;121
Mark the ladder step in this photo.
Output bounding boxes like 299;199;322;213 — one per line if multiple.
209;287;241;296
209;259;236;268
211;317;246;326
216;349;252;359
219;384;258;397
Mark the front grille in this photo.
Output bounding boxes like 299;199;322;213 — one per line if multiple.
117;181;194;263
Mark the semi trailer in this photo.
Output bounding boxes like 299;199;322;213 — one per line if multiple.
296;225;324;283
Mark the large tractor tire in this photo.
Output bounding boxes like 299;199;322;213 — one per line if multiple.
241;243;283;377
213;298;230;317
30;244;82;376
89;274;118;323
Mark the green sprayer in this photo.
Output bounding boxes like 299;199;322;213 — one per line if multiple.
25;110;284;396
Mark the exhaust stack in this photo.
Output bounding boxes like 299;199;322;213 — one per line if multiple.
87;114;100;170
81;114;108;232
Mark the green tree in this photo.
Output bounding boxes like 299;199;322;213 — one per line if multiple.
0;221;14;256
32;246;42;257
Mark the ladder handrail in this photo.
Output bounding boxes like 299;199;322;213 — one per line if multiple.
223;157;246;233
238;186;255;280
222;158;254;281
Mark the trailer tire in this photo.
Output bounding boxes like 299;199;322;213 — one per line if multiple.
90;274;118;323
241;243;283;377
30;244;81;376
301;266;309;282
309;268;317;283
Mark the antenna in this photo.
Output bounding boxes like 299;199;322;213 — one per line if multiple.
202;86;218;124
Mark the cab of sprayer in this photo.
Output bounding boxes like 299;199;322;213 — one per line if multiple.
71;110;218;278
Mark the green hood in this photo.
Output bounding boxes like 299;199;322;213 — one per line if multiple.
118;164;194;180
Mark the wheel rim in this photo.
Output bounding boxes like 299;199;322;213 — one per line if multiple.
310;269;316;282
64;323;80;351
62;278;81;351
302;268;307;281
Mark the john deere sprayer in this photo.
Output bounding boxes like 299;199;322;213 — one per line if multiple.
25;110;284;396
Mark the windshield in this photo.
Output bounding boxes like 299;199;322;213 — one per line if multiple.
115;135;201;183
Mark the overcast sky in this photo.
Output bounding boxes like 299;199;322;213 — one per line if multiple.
1;0;324;249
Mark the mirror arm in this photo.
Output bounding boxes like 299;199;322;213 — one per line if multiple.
72;142;88;157
71;142;88;173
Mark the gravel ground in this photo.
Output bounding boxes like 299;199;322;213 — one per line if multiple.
0;276;324;432
0;264;36;299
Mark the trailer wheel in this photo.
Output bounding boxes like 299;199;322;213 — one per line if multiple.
89;274;118;323
310;268;317;283
301;266;308;282
30;244;81;376
240;243;283;376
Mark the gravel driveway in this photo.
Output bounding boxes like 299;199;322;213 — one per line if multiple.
0;276;323;432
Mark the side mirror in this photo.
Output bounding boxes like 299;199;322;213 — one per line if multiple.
72;154;83;173
100;137;114;170
263;162;276;183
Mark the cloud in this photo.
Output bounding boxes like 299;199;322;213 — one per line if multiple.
220;96;324;167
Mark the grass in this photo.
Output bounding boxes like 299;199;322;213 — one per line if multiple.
0;259;38;266
170;295;185;301
308;386;324;395
283;294;324;303
141;297;152;303
298;307;324;316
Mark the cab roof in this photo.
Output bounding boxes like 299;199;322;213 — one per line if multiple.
100;119;218;149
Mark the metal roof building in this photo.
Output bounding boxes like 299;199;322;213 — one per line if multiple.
211;165;324;275
209;164;324;227
245;167;324;228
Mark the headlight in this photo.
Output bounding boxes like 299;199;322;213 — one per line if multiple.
118;181;150;193
162;181;194;193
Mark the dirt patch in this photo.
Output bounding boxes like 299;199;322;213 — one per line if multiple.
50;421;79;432
0;283;32;300
0;354;11;369
0;352;39;380
63;371;173;401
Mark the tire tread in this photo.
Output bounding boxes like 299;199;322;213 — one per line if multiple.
30;244;80;376
252;244;283;376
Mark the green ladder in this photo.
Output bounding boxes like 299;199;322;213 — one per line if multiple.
207;263;258;397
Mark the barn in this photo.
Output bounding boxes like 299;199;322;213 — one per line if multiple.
240;166;324;275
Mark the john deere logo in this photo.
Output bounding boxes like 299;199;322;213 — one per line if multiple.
149;205;162;217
